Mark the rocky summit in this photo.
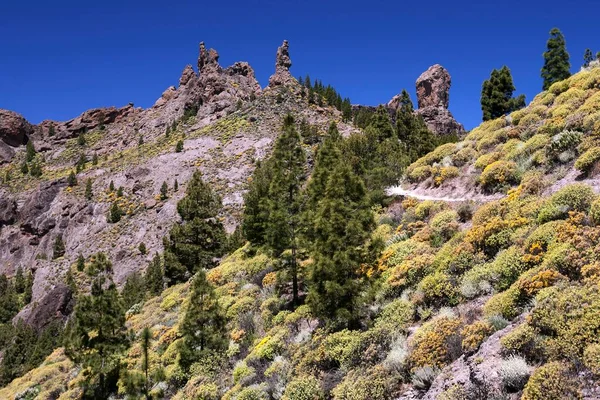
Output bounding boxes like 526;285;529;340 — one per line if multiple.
2;26;600;400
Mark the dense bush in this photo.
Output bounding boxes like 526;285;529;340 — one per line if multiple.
575;147;600;175
408;316;462;371
479;160;519;191
521;361;581;400
538;183;596;223
282;375;324;400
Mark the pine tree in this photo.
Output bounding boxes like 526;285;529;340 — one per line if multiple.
14;267;25;294
85;178;93;201
264;115;306;305
242;159;274;246
175;140;184;153
0;275;19;324
109;180;115;192
116;186;124;197
92;153;99;165
29;157;42;177
76;153;87;172
481;66;526;121
53;235;65;259
138;135;144;146
584;48;594;68
174;179;179;191
178;270;226;370
138;242;147;255
20;161;28;175
78;132;86;146
66;276;128;398
395;90;415;145
77;254;86;272
25;141;36;162
107;202;122;223
24;271;33;304
145;254;164;296
160;181;168;200
369;106;395;141
122;271;145;309
163;171;226;284
306;163;376;328
141;327;151;398
67;170;77;187
541;28;571;90
48;124;55;137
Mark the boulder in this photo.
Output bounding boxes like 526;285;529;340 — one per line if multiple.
0;109;33;146
0;140;15;164
0;195;17;227
416;64;451;109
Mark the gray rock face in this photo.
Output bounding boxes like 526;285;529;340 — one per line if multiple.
179;64;196;87
416;106;465;136
19;180;65;236
0;140;15;164
0;195;17;227
0;109;33;147
17;284;74;332
268;40;296;87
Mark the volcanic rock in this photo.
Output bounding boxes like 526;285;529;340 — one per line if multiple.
0;109;33;146
268;40;296;87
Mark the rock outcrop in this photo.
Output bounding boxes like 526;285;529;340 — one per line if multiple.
38;105;137;140
195;42;261;120
268;40;296;87
0;109;33;147
17;284;74;332
413;65;465;135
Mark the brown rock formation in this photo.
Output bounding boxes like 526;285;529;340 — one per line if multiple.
179;64;196;86
268;40;296;87
17;284;74;331
0;109;33;147
413;65;464;135
416;64;451;109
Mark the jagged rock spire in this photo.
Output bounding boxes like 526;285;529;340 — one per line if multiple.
276;39;292;70
198;41;220;72
268;40;296;87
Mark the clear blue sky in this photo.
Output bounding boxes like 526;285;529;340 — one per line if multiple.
1;0;599;130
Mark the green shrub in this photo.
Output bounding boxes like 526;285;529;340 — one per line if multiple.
414;200;447;220
429;210;459;242
521;361;581;400
589;198;600;225
537;183;596;223
501;324;540;360
479;160;519;192
546;130;582;162
575;147;600;175
331;367;392;400
282;375;324;400
408;316;462;370
483;286;521;320
374;299;415;332
461;320;493;354
418;271;459;306
461;246;525;297
529;283;600;361
583;343;600;375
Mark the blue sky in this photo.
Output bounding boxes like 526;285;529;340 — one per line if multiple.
1;0;599;130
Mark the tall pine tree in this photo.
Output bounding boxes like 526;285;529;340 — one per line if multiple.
66;276;128;399
163;171;226;285
265;115;306;305
541;28;571;90
242;159;274;246
306;162;376;328
178;270;226;370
